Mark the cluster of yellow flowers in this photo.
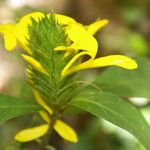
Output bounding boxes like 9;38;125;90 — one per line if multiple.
0;12;137;76
0;12;138;143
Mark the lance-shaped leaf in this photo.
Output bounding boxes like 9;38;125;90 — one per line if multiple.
0;93;42;122
70;87;150;150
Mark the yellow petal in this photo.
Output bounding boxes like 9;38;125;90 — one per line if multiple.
54;45;73;51
54;120;78;143
15;124;49;142
62;51;90;76
55;43;81;59
16;12;42;30
92;55;138;69
21;54;48;74
15;12;44;53
4;34;17;51
54;14;76;25
66;55;138;74
15;12;74;52
0;24;15;34
66;23;98;58
18;41;32;54
0;24;17;51
19;12;75;26
33;90;53;115
33;90;51;123
39;111;51;123
86;19;109;35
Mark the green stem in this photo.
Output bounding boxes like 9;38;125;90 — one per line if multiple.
40;112;60;150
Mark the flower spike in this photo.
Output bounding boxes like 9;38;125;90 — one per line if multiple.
0;12;138;145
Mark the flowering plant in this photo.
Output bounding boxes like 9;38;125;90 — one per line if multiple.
0;12;150;150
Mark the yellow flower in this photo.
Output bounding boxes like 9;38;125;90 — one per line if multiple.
15;90;78;143
0;12;137;77
0;12;76;54
55;21;138;76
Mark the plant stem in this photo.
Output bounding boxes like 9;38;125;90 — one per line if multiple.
40;112;59;150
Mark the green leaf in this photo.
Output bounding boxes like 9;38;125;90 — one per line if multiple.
0;93;42;122
127;32;148;56
92;57;150;98
70;87;150;149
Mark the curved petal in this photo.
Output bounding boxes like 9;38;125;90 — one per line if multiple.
15;12;44;52
54;44;78;51
53;14;76;25
39;111;51;123
66;55;138;75
55;42;79;53
54;43;79;59
14;124;49;142
17;12;76;26
33;90;53;115
16;12;44;37
62;51;90;76
0;24;17;51
18;41;32;54
4;34;17;51
21;54;48;74
54;45;76;59
64;59;93;75
91;55;138;69
54;120;78;143
15;12;75;53
0;24;15;34
86;19;109;35
66;23;98;58
17;12;44;25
